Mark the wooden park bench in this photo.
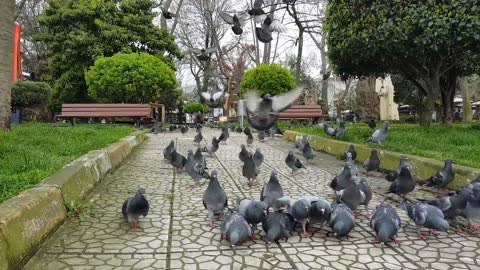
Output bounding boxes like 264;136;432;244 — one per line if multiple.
276;104;327;120
56;103;165;126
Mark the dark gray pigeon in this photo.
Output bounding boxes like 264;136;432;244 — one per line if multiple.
330;164;353;191
342;144;357;161
219;11;245;35
335;122;347;138
245;133;253;147
358;177;373;215
423;159;455;189
364;149;380;173
203;170;228;227
277;196;321;237
323;123;336;136
245;88;302;130
302;142;315;163
201;137;219;156
163;140;175;161
387;166;416;199
386;155;411;182
370;204;401;244
238;199;267;238
236;126;243;133
401;201;449;240
257;130;265;142
220;211;253;247
170;148;187;172
253;148;264;168
218;127;229;144
462;182;480;231
181;125;188;134
367;121;390;146
122;188;149;228
262;211;295;243
244;127;251;136
285;150;306;175
261;170;284;211
328;203;355;238
368;119;376;129
242;152;259;186
309;198;332;235
269;124;283;138
193;131;203;145
239;144;249;163
185;150;210;190
194;147;207;169
336;179;365;212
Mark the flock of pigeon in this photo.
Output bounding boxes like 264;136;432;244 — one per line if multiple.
122;87;480;249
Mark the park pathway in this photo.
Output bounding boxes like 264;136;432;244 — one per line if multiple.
25;128;480;270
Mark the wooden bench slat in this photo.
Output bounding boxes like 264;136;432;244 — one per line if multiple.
61;104;149;108
57;103;154;119
61;108;150;112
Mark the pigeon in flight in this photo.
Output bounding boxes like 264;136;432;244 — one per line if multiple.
188;47;216;61
201;91;228;108
122;188;149;228
255;15;286;43
161;7;175;19
245;88;303;130
219;11;246;35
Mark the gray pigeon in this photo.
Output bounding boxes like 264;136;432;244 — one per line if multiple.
242;152;259;186
262;211;295;243
295;134;309;151
370;204;401;244
220;211;253;247
328;203;355;238
302;142;315;163
387;166;416;199
401;201;449;240
342;144;357;161
285;150;306;175
309;199;332;235
163;140;175;161
201;137;219;156
257;130;266;142
122;188;150;228
185;150;210;190
181;125;188;134
219;11;245;35
193;131;203;145
367;121;390;146
253;148;264;167
386;155;411;182
170;148;187;172
462;182;480;231
344;152;358;176
260;170;284;211
358;177;373;215
269;124;282;138
330;164;353;191
203;170;228;227
246;133;254;146
336;180;365;211
238;199;267;238
239;145;249;163
364;149;380;173
323;123;336;136
218;127;229;144
245;88;302;130
194;147;207;169
335;122;347;138
423;159;455;189
277;196;321;237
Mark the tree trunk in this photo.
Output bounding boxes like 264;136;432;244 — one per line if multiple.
0;0;15;130
439;69;457;125
417;97;435;127
320;35;328;103
354;77;379;121
459;76;473;122
160;0;173;30
295;28;304;84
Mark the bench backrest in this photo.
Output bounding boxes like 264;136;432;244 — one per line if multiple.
276;104;325;119
59;104;152;118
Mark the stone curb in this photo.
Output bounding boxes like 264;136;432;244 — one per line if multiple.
283;130;480;190
0;130;146;270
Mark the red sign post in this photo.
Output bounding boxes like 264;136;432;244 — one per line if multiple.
12;24;22;82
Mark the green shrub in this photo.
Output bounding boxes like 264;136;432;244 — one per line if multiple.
183;102;207;114
240;64;296;96
85;53;176;103
11;81;51;108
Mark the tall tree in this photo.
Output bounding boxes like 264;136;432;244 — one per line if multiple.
0;0;15;130
37;0;182;109
326;0;480;126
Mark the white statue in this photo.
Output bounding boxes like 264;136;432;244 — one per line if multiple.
375;76;399;121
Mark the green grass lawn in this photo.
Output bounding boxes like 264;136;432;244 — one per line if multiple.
284;122;480;169
0;123;135;203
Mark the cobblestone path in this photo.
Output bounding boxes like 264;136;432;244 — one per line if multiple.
25;128;480;270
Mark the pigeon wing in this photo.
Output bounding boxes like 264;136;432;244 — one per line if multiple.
188;47;202;54
271;87;303;112
269;19;286;33
245;90;261;113
212;91;225;101
205;47;217;53
201;92;212;100
219;11;234;24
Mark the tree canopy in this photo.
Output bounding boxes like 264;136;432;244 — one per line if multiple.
325;0;480;125
183;102;207;114
240;64;296;97
85;53;176;104
37;0;182;109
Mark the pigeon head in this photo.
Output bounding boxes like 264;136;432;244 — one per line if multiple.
399;166;411;177
187;150;194;157
229;229;247;247
265;224;283;243
340;122;345;128
241;144;246;150
211;170;218;178
288;150;294;155
445;159;456;165
348;144;354;151
376;223;395;243
382;121;390;129
291;200;310;220
333;220;353;237
431;216;449;232
371;149;378;155
271;170;278;177
472;183;480;197
136;188;146;195
255;148;262;154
